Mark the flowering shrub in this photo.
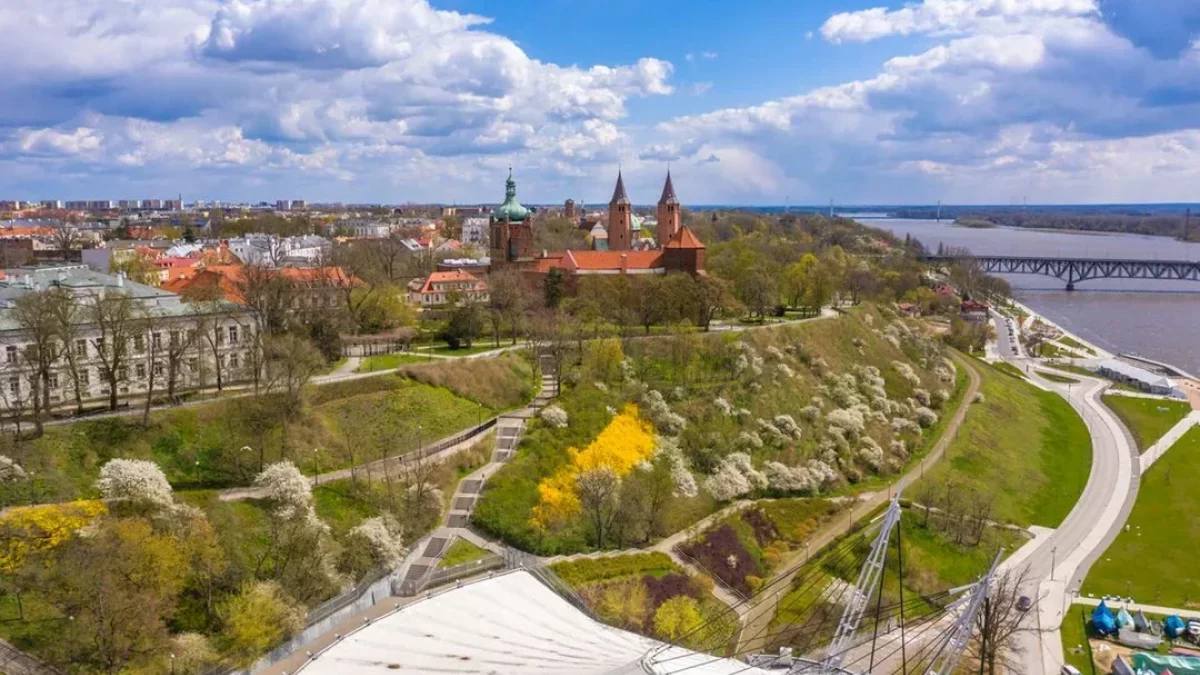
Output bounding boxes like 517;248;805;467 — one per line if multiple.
540;405;569;428
255;461;318;523
891;417;919;434
643;390;687;435
703;453;767;501
859;437;884;471
0;501;107;573
0;455;26;482
914;407;939;428
773;415;803;440
349;516;405;567
890;439;908;457
777;363;796;379
757;418;788;446
532;405;657;529
800;406;821;423
764;461;818;494
913;388;932;407
96;458;175;509
765;346;787;361
737;431;764;450
826;408;866;436
892;361;921;387
973;392;986;404
594;381;609;392
713;397;735;416
933;389;950;408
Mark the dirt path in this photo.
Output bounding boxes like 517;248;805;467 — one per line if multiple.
735;352;983;655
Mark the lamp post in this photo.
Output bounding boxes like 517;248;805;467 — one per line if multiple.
1051;546;1057;581
170;653;176;675
313;448;321;486
477;402;482;430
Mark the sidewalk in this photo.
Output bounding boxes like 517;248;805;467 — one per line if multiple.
1075;596;1200;621
1140;411;1200;473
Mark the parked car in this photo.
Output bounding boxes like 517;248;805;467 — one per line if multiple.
1061;666;1082;675
1017;596;1033;612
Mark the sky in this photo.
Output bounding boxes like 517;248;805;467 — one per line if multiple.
3;0;1200;206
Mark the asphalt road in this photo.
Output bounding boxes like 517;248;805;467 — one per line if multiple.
1005;361;1139;675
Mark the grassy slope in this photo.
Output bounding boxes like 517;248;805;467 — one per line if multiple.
1101;394;1192;453
438;538;489;569
914;359;1092;528
1083;427;1200;607
2;354;533;507
357;352;430;371
1061;605;1094;674
475;308;958;555
1038;370;1079;384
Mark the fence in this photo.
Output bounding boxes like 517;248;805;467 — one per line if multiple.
501;547;597;620
393;554;506;597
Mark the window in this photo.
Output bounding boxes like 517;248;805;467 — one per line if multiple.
118;366;128;381
186;329;197;344
216;329;224;346
5;346;15;364
188;357;199;371
136;363;146;379
134;335;145;353
79;369;89;386
48;372;58;389
229;353;239;368
228;326;239;344
153;363;164;378
152;333;162;350
8;377;18;398
75;339;87;358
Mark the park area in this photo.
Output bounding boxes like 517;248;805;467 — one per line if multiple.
1083;427;1200;607
1102;394;1193;453
911;359;1092;528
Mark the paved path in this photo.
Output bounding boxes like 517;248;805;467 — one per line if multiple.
735;352;983;655
1073;597;1200;620
1140;411;1200;473
1004;363;1139;675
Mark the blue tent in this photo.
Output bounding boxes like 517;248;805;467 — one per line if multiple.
1119;607;1135;628
1166;615;1187;639
1093;601;1118;635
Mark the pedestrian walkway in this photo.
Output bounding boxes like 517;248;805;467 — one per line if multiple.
1140;411;1200;473
1075;596;1200;621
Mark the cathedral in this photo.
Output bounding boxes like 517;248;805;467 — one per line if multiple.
488;169;706;281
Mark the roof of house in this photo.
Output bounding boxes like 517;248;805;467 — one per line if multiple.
1097;359;1174;389
662;226;705;250
412;269;486;294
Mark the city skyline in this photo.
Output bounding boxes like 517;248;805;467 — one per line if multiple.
2;0;1200;205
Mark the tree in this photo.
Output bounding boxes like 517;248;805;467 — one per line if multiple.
969;569;1034;675
11;288;72;434
42;518;188;674
736;268;778;320
51;292;87;414
234;264;292;337
88;290;142;410
263;334;323;422
576;467;622;548
487;267;526;346
95;458;175;512
543;267;565;309
443;298;484;349
217;581;305;668
654;596;703;643
691;274;739;330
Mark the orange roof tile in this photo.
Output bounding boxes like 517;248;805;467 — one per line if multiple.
663;226;706;249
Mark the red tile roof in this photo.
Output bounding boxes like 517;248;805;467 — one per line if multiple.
413;269;486;294
663;226;705;249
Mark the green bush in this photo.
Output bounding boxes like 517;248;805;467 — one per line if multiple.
551;552;680;588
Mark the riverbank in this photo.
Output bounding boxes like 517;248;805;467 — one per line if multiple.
999;298;1112;359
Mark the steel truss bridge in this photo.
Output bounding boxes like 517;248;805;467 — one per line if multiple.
921;255;1200;290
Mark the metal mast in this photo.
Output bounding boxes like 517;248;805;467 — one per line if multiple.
924;551;1003;675
811;495;904;674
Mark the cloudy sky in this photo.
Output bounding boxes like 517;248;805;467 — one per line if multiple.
3;0;1200;205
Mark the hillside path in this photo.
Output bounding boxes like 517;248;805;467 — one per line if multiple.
735;352;983;655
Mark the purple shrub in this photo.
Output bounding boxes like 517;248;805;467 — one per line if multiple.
643;573;701;609
678;523;760;596
741;508;780;547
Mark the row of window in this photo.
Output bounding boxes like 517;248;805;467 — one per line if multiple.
3;326;244;364
5;352;252;399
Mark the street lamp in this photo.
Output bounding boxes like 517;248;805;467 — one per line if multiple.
477;402;482;430
1051;546;1057;581
170;653;176;675
313;448;321;486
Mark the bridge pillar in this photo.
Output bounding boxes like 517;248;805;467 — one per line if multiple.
1065;281;1075;291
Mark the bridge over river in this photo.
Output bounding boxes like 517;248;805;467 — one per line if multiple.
922;254;1200;290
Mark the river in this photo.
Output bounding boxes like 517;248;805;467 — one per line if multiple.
863;218;1200;375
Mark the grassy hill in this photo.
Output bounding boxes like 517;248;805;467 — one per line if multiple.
475;307;965;555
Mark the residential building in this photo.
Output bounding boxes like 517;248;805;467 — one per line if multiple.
461;217;489;247
0;265;255;412
408;270;488;309
0;201;21;211
41;200;64;210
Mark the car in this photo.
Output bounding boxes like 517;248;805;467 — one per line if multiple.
1017;596;1033;612
1061;666;1083;675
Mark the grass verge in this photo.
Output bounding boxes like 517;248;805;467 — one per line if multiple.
1101;394;1192;453
356;352;430;372
438;538;490;569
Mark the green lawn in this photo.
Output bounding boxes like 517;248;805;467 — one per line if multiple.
418;343;503;357
992;361;1027;379
438;538;491;569
1038;371;1080;384
1061;605;1095;674
356;352;430;371
1083;427;1200;607
914;357;1092;528
1058;336;1097;356
1039;342;1066;358
1102;394;1193;453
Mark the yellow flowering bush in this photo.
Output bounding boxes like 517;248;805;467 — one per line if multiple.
0;500;107;573
531;405;656;529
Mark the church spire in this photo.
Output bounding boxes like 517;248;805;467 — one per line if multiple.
658;168;678;205
610;170;630;205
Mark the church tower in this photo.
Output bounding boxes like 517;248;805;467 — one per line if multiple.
656;170;680;247
608;170;632;251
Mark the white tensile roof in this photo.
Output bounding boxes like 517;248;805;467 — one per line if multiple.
298;571;772;675
1098;359;1174;389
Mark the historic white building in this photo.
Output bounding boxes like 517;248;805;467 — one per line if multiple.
0;265;256;412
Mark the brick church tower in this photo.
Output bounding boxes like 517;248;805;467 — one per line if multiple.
656;170;680;247
608;170;632;251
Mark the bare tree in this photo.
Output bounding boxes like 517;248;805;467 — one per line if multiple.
139;312;164;426
235;264;292;337
88;290;142;410
11;289;71;434
576;467;622;548
969;568;1035;675
162;320;199;403
52;293;87;414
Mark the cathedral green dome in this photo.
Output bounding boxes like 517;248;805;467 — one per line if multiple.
491;169;531;222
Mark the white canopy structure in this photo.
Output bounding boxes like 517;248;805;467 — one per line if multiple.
296;571;773;675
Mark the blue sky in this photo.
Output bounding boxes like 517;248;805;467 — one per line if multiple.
2;0;1200;205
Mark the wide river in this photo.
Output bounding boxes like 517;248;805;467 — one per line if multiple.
861;218;1200;375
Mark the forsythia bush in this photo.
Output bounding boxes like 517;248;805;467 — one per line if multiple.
531;404;656;529
0;500;107;573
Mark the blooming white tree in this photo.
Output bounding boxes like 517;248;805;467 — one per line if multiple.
800;405;821;423
713;397;735;416
642;390;686;435
764;461;817;493
540;405;569;428
892;361;921;387
933;389;950;408
703;452;767;501
914;407;939;428
913;388;932;407
254;461;317;522
349;516;406;567
859;437;884;471
0;455;27;483
95;458;175;509
774;415;804;440
826;408;866;436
